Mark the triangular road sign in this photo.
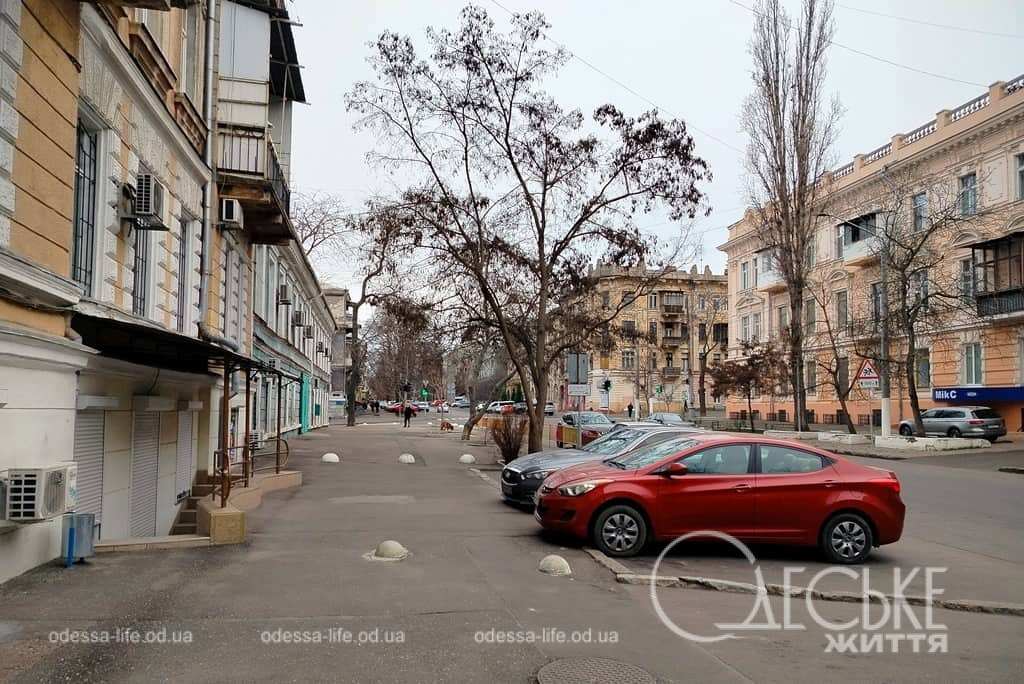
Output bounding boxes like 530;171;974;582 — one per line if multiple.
856;359;880;382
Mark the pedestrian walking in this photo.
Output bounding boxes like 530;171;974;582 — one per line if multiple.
627;402;634;418
403;401;414;428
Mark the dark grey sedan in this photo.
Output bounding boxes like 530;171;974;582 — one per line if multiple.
500;426;704;506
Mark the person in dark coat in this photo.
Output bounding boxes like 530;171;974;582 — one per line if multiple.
627;402;634;418
402;401;414;428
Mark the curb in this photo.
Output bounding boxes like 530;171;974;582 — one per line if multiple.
997;466;1024;474
613;572;1024;617
584;549;1024;617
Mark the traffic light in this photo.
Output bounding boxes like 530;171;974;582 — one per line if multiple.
401;383;412;393
601;379;612;391
420;387;429;399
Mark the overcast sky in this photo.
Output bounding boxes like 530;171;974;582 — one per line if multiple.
287;0;1023;288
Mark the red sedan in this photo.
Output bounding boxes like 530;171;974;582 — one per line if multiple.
386;402;418;415
534;433;904;563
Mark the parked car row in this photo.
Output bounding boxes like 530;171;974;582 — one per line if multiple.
500;423;906;565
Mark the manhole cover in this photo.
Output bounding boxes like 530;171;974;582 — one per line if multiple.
536;657;655;684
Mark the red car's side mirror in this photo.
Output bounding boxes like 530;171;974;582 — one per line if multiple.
662;462;688;477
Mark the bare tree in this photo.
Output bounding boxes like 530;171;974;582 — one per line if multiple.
806;275;859;433
741;0;841;431
346;7;709;452
688;285;729;416
291;191;350;258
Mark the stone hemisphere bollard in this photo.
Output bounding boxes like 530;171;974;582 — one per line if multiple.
398;453;416;464
538;554;572;577
458;453;476;464
321;452;340;463
363;540;409;562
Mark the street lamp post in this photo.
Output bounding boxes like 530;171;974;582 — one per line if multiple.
817;211;891;438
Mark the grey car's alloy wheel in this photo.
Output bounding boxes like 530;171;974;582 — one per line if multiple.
947;427;961;437
899;424;913;436
593;505;648;557
821;513;873;564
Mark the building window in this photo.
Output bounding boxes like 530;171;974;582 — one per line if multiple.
803;299;816;334
665;352;674;368
805;359;817;392
139;9;165;47
916;348;931;389
913;269;930;312
751;313;761;342
835;290;848;332
958;258;975;302
963;343;982;385
912;192;928;232
647;293;658;309
648;321;657;339
838;356;849;392
181;2;203;105
959;173;977;216
713;323;728;345
871;282;882;326
777;306;788;336
622;320;636;338
177;219;190;332
620;292;635;308
133;228;150;317
713;353;721;364
740;262;750;290
741;315;750;342
834;225;844;259
71;123;99;295
1017;154;1024;201
601;291;610;309
805;236;816;267
698;296;706;311
621;349;636;370
698;323;707;341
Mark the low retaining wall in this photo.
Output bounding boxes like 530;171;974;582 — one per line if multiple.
873;436;990;451
763;430;820;441
817;432;873;445
197;470;303;545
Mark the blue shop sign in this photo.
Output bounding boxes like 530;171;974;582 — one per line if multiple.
933;386;1024;403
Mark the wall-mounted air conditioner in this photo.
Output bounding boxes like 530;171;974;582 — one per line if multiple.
292;311;305;328
220;198;244;231
303;325;314;340
316;341;325;354
248;431;264;450
3;464;77;522
265;357;279;370
134;173;168;231
277;284;291;306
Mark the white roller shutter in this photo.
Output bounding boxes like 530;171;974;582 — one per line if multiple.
175;411;194;503
73;411;104;521
129;412;160;537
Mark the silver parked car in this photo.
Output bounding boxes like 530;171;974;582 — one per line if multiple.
898;406;1006;442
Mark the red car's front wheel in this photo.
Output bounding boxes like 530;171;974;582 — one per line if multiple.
592;505;648;557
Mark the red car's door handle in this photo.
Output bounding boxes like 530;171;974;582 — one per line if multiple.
732;483;751;492
824;480;838;488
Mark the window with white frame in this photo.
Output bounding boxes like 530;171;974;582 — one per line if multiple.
912;269;930;312
777;306;788;336
741;315;750;341
805;359;817;392
959;173;977;216
751;312;761;342
916;348;931;389
621;348;636;370
1017;154;1024;201
177;217;191;332
647;293;658;309
959;258;974;302
180;2;204;106
963;342;982;384
835;290;848;332
912;192;928;232
740;262;750;290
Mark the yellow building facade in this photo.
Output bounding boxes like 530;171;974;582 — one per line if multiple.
719;75;1024;432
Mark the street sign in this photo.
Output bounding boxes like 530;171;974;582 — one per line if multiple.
655;384;663;396
566;353;590;384
420;387;429;399
568;383;590;397
856;359;880;390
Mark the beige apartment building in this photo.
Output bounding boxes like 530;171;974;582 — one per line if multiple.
564;263;728;415
719;74;1024;432
0;0;320;585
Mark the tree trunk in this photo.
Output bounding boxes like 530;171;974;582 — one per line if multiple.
747;391;755;432
698;353;708;416
789;298;806;430
345;303;361;428
905;332;925;436
837;387;857;434
527;370;548;453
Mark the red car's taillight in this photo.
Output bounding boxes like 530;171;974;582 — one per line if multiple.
869;473;901;495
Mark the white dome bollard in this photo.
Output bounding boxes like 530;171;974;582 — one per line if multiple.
364;540;409;561
458;453;476;464
398;453;416;464
538;554;572;576
321;452;340;463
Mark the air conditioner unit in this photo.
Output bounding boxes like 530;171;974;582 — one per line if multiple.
292;311;305;327
220;198;244;231
4;464;77;522
277;284;291;306
248;431;264;450
316;341;325;354
265;357;279;370
134;173;168;231
304;325;314;340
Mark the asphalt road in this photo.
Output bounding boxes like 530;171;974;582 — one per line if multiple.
1;418;1021;682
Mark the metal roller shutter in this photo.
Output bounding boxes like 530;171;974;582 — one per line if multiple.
73;411;104;521
129;412;160;537
175;411;194;503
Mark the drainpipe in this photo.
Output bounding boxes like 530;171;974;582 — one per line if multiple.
196;0;238;352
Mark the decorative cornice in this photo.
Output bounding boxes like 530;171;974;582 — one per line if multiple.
0;247;83;307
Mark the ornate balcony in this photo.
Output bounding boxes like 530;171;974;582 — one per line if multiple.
660;336;685;347
662;366;681;379
217;126;295;244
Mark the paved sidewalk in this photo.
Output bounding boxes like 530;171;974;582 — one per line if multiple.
0;421;1021;682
